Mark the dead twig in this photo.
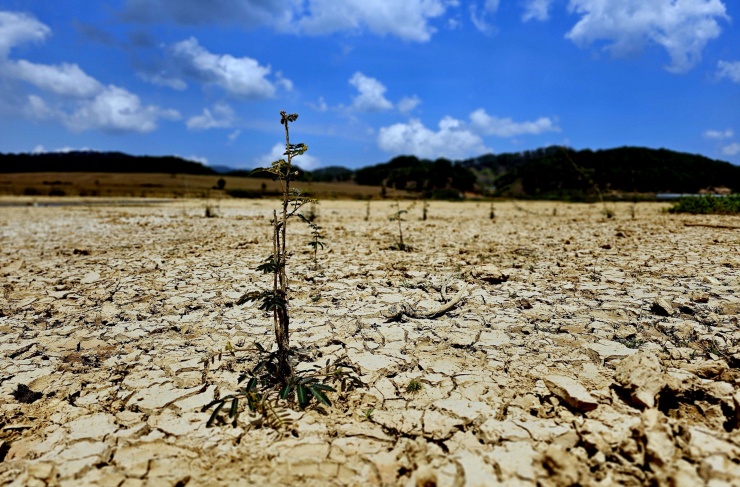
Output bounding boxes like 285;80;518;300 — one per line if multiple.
382;283;469;322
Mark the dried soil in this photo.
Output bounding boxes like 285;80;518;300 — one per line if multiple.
1;198;739;486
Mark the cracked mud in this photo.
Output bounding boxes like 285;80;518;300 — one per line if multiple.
1;199;739;486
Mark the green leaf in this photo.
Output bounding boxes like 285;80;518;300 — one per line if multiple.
279;384;293;400
245;377;258;392
296;384;309;406
229;397;239;419
309;386;332;407
206;401;225;427
310;383;336;392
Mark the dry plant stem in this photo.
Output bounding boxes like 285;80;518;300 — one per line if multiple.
274;113;293;382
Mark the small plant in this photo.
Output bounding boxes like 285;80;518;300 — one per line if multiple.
389;200;416;251
421;200;429;221
489;202;495;220
365;200;371;221
238;111;313;384
307;221;325;270
406;379;423;394
204;346;361;428
364;407;374;420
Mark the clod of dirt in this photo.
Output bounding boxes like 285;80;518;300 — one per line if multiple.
614;351;666;409
13;384;43;404
471;264;509;284
651;298;675;317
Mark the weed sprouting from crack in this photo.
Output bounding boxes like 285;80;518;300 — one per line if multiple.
205;111;361;429
389;200;416;251
203;345;362;430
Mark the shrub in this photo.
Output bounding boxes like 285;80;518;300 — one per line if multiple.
669;195;740;214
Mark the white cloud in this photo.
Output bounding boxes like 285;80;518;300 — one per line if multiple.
721;143;740;156
287;0;453;42
0;11;50;58
469;109;559;137
256;142;320;170
186;103;236;130
397;95;421;114
469;0;499;35
378;117;491;160
122;0;454;42
522;0;553;22
138;72;187;90
717;60;740;83
9;61;103;97
65;85;180;133
309;96;329;112
170;37;279;98
703;129;734;140
228;129;241;141
566;0;729;73
349;72;393;112
0;10;180;134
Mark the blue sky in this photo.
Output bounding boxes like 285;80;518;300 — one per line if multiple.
0;0;739;170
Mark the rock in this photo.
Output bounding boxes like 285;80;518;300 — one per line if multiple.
542;375;598;412
651;298;674;317
614;350;666;408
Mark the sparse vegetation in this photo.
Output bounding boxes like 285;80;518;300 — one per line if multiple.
389;201;416;251
406;379;423;394
205;111;357;428
668;195;740;214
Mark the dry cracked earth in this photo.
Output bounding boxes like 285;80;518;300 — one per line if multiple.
0;198;739;487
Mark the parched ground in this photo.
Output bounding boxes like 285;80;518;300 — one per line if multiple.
0;198;739;486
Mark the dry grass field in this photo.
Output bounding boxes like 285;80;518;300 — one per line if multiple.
0;172;413;200
0;198;739;486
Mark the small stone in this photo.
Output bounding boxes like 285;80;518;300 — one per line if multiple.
542;375;598;412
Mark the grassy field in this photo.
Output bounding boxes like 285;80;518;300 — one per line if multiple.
0;172;414;200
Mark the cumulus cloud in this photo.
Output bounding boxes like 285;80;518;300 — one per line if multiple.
717;60;740;83
0;10;180;133
170;37;281;98
378;117;491;160
121;0;453;42
522;0;553;22
703;129;734;140
721;143;740;156
349;72;393;112
256;142;320;170
0;11;50;58
293;0;452;41
397;95;421;114
186;103;236;130
469;109;559;137
8;61;103;97
566;0;729;73
65;86;180;133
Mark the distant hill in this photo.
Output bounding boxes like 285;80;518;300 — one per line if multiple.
2;146;737;200
460;146;740;199
0;151;217;175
